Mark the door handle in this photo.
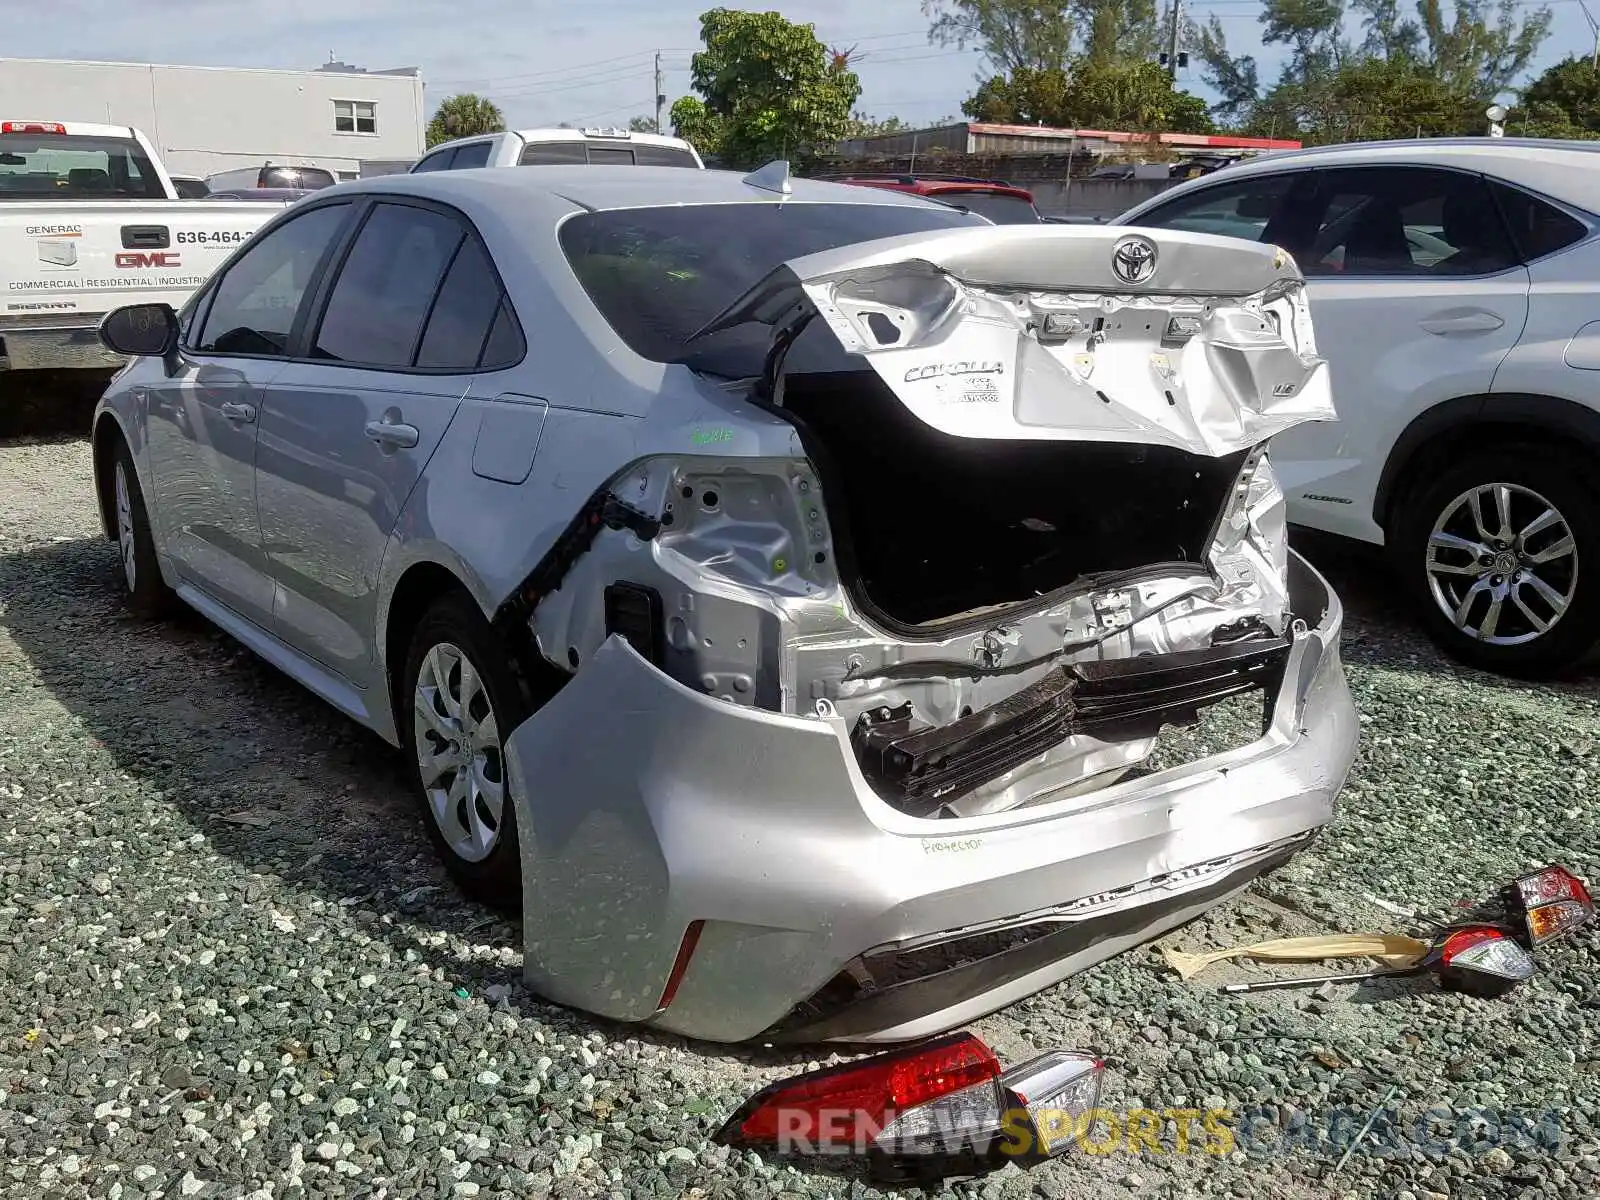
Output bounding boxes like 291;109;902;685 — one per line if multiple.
1420;311;1505;335
365;417;420;449
219;401;256;423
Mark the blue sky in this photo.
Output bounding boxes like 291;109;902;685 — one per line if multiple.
6;0;1597;129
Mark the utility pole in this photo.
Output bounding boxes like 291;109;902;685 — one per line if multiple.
1165;0;1182;82
1582;0;1600;72
654;52;665;133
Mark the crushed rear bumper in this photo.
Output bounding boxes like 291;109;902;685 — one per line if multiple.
506;550;1356;1044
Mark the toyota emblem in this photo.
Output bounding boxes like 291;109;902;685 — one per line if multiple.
1110;235;1158;285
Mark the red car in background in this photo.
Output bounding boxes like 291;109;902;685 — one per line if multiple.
814;173;1045;223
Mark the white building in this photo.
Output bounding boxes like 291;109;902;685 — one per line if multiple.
0;57;426;180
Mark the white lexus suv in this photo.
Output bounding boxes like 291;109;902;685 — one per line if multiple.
1118;138;1600;678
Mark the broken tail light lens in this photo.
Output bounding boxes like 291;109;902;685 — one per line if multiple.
715;1032;1003;1153
714;1033;1105;1178
1437;925;1535;998
1510;865;1594;946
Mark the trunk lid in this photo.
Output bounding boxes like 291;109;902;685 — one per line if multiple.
689;223;1333;457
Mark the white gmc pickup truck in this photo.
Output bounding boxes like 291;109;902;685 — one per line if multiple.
1;120;293;374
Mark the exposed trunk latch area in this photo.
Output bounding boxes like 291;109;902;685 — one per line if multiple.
850;635;1291;815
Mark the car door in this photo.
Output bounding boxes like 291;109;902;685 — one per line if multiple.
1127;165;1530;543
144;200;355;628
253;198;520;687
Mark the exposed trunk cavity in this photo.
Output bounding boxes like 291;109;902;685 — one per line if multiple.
779;369;1247;631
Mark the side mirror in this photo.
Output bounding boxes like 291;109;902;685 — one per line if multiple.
99;303;179;359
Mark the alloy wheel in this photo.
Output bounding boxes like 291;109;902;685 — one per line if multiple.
412;641;507;862
1424;482;1579;646
114;461;137;592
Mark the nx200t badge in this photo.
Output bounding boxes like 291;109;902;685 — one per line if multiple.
1110;235;1158;285
904;360;1003;382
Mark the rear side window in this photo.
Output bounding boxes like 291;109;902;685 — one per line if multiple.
1130;173;1296;242
1302;167;1517;277
451;141;493;169
414;234;524;370
520;141;589;166
312;202;464;366
634;144;699;167
1488;180;1588;262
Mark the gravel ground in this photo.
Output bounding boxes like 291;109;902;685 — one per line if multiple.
0;379;1596;1200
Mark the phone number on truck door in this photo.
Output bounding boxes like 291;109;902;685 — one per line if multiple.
174;230;252;245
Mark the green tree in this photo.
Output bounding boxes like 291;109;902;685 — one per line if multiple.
962;59;1212;132
1514;54;1600;133
627;114;658;133
846;113;914;138
425;93;506;148
923;0;1078;73
669;8;862;169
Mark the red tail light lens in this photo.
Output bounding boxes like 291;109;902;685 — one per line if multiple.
715;1032;1002;1150
1512;865;1594;945
1;121;68;134
1438;925;1535;998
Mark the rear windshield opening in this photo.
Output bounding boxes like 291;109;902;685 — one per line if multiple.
0;132;165;200
558;201;986;377
938;190;1041;224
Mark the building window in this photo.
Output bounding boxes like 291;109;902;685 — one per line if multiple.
334;100;377;135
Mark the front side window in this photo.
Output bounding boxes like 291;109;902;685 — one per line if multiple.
412;148;457;173
0;131;165;200
1302;167;1518;277
311;202;465;367
333;100;378;135
559;201;986;371
193;203;351;357
1130;173;1297;243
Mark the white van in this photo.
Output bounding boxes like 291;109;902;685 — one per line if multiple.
410;126;703;173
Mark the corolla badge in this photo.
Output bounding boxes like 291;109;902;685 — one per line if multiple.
1110;235;1158;285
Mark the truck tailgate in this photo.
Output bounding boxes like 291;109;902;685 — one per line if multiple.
2;199;288;322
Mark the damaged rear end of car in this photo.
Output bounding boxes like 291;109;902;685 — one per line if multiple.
498;212;1358;1045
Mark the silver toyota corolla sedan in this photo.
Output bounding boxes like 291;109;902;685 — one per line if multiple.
89;162;1358;1045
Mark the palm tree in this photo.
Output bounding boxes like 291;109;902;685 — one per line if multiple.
425;94;507;147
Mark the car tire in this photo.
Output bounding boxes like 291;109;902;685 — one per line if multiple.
110;441;175;620
1391;446;1600;678
401;593;532;912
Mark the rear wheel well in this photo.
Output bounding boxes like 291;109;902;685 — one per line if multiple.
91;415;126;541
1380;420;1600;536
384;563;477;729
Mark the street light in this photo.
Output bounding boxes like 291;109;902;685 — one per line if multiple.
1486;104;1507;138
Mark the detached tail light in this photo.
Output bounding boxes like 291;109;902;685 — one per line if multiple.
714;1032;1103;1181
1437;925;1536;998
1508;865;1594;946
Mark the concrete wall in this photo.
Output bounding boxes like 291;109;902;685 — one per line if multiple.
0;58;426;179
1029;177;1175;219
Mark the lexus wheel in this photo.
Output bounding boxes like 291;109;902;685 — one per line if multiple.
401;593;531;910
1393;448;1600;678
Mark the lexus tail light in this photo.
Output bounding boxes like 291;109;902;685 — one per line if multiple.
1508;865;1594;946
